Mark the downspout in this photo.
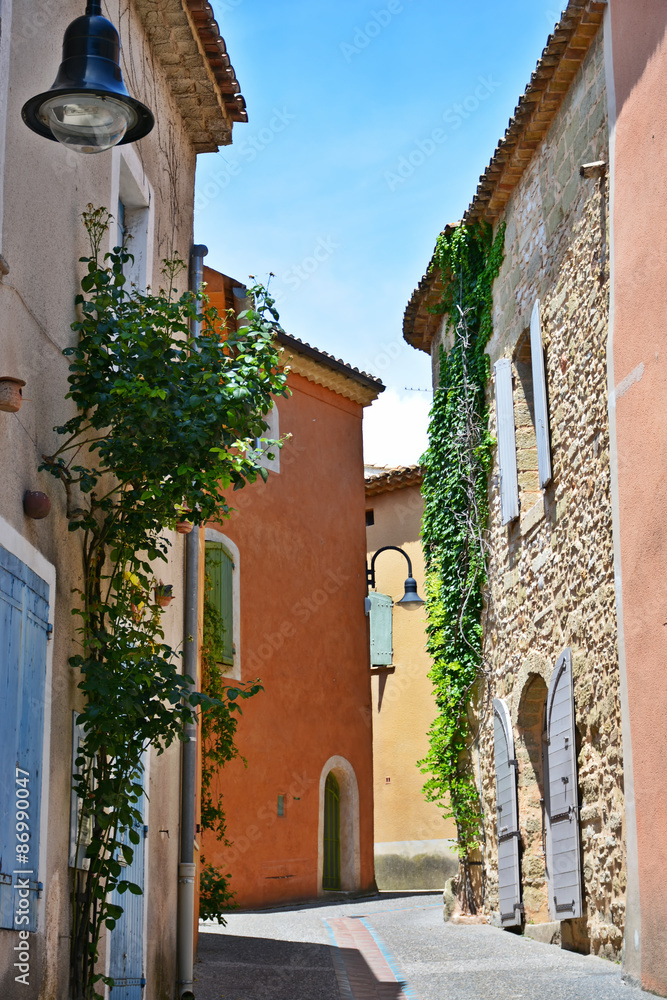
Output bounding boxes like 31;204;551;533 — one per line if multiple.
177;243;208;1000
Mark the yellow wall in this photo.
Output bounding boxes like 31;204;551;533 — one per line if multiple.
366;481;457;888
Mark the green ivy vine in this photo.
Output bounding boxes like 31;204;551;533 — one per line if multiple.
198;574;260;924
419;220;505;912
41;206;288;1000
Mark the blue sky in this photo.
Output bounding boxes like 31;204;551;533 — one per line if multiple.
196;0;564;465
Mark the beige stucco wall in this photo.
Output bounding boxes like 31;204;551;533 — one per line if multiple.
366;482;458;890
0;2;212;996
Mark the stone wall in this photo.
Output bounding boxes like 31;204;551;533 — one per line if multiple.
448;30;624;958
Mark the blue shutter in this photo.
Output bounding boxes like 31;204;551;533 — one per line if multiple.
494;359;519;524
493;699;522;927
109;768;146;999
0;544;49;931
368;592;392;666
546;649;583;920
530;299;552;488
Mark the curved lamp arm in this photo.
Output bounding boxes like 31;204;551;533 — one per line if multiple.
367;545;414;589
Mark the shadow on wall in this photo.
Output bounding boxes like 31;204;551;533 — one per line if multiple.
375;851;458;891
196;932;406;1000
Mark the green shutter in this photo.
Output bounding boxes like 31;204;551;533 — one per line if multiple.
323;773;341;890
369;592;393;666
205;542;234;667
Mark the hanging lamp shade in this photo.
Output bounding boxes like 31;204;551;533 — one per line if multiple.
396;576;425;606
21;0;154;154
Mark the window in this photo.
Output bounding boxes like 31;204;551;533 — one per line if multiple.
204;541;234;667
255;404;280;474
277;794;285;818
111;146;154;292
365;510;375;527
0;543;50;931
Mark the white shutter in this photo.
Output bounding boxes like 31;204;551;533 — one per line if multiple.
530;299;552;488
493;698;522;928
545;649;583;920
368;592;393;666
494;359;519;525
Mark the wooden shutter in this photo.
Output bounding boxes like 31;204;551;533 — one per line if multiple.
545;648;583;920
109;767;146;997
0;544;49;931
530;299;552;488
494;359;519;525
69;714;93;871
205;542;234;667
493;698;522;928
368;592;392;666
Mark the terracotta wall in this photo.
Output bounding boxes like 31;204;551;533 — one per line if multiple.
201;371;376;908
607;2;667;992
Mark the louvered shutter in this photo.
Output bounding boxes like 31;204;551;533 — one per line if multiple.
205;542;234;667
494;359;519;525
545;648;582;920
493;698;522;927
368;592;392;666
69;714;93;871
530;300;552;488
109;767;146;998
0;544;49;931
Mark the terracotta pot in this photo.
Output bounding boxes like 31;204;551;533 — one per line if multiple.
23;491;51;519
0;377;26;413
157;594;174;609
155;585;174;609
176;521;193;535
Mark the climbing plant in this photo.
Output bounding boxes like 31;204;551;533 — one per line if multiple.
198;574;260;924
41;206;288;1000
419;220;505;912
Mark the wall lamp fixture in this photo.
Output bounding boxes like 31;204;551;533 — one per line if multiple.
22;0;154;154
366;546;425;606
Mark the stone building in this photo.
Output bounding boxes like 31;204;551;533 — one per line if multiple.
0;2;245;997
403;0;627;962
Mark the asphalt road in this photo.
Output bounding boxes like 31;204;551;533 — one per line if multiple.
196;891;654;1000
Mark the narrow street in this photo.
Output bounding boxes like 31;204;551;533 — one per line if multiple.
195;892;651;1000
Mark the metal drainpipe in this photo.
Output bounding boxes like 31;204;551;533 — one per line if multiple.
177;244;208;1000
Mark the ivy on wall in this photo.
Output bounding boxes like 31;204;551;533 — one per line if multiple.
419;220;505;912
42;206;288;1000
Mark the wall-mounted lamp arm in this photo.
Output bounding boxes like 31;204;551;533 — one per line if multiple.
366;545;414;590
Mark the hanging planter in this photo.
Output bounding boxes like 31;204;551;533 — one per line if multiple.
0;377;26;413
176;520;193;535
24;491;51;519
154;584;174;609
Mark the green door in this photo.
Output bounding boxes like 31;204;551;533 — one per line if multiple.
323;772;341;890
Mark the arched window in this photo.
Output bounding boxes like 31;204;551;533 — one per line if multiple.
323;773;341;891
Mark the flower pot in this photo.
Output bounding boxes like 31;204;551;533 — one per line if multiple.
0;377;26;413
176;521;193;535
24;491;51;519
155;585;174;609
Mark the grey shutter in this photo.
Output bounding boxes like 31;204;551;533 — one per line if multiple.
368;592;392;666
545;648;582;920
494;359;519;524
530;299;552;488
69;714;93;871
493;698;522;927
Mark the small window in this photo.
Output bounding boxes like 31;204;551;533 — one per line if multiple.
277;794;285;818
513;332;541;513
204;542;234;667
365;510;375;526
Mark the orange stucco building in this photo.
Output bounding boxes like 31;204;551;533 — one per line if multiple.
199;266;383;908
605;3;667;993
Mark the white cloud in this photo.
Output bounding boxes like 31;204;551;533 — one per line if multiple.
363;388;432;468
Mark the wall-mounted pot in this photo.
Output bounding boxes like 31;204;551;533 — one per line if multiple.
176;521;193;535
24;491;51;519
155;584;174;609
0;377;26;413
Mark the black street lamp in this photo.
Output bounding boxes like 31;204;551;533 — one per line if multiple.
366;546;425;606
22;0;154;154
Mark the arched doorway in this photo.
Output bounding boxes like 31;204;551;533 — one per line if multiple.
517;673;549;923
317;755;361;894
323;773;341;890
